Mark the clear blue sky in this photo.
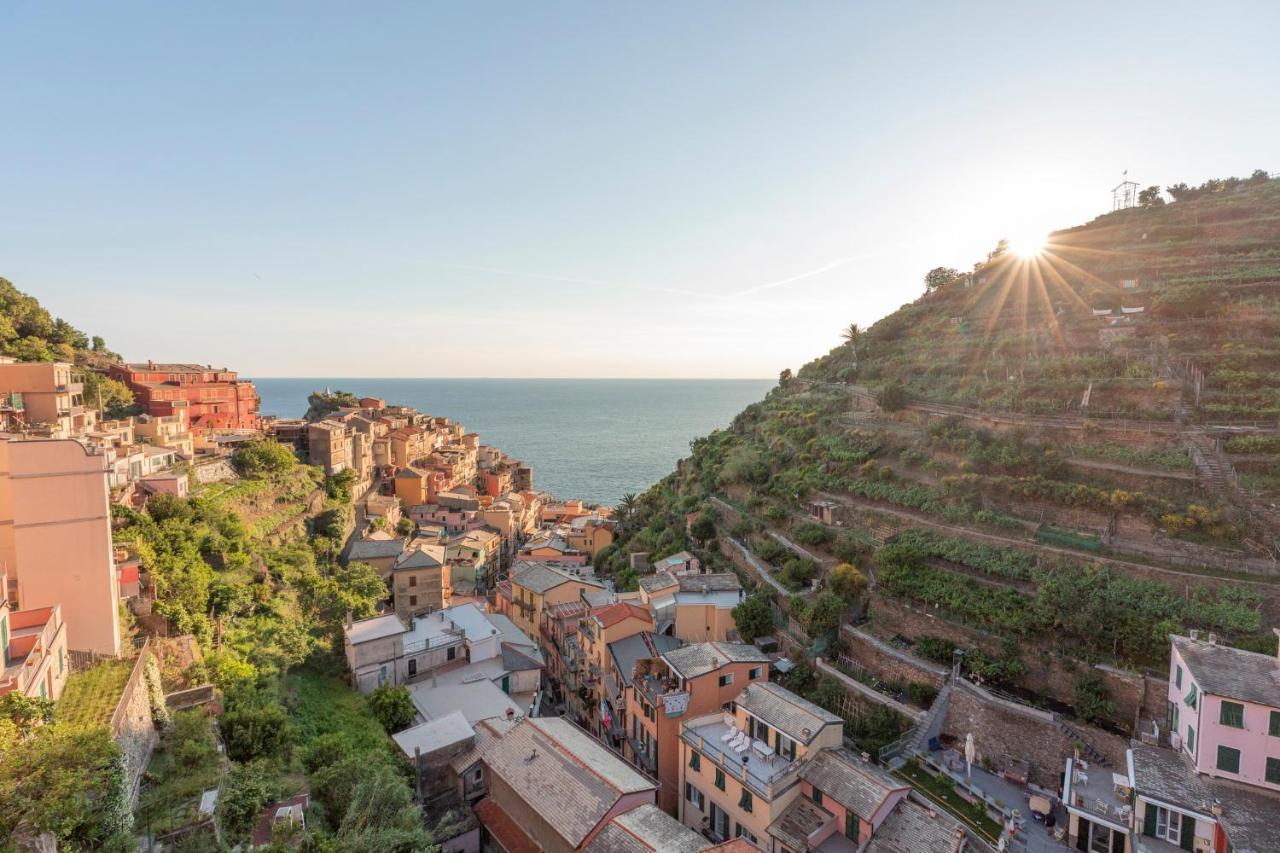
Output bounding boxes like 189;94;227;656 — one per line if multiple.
2;2;1276;378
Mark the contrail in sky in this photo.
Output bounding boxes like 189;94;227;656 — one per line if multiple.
427;250;891;300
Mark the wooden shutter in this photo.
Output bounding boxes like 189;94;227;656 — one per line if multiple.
1179;816;1195;851
1143;805;1158;838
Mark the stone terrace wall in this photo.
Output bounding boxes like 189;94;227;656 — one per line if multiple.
840;625;947;690
943;680;1129;790
111;644;159;810
870;595;1159;732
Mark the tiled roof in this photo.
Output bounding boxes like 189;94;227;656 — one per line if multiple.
481;717;655;848
677;573;741;593
865;797;965;853
1131;743;1217;815
393;544;445;571
511;561;603;594
584;804;708;853
736;681;842;744
1213;778;1280;853
544;600;590;620
800;749;907;820
662;641;770;680
347;536;406;562
1172;635;1280;708
502;644;544;672
473;797;540;853
767;794;835;851
638;571;678;593
594;602;654;629
448;717;517;774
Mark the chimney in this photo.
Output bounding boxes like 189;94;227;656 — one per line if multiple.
345;610;353;629
1189;629;1200;641
1208;633;1218;645
1273;628;1280;662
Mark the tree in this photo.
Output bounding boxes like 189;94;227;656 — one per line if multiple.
731;592;774;644
1137;185;1164;207
1166;182;1193;201
840;323;861;344
218;759;284;840
616;493;640;531
875;381;909;412
0;693;56;737
80;371;135;418
1248;169;1271;185
335;764;437;852
1073;672;1118;724
690;514;717;543
219;697;292;762
232;440;298;477
367;685;415;733
394;516;415;537
923;266;960;291
304;389;361;422
325;468;358;503
779;368;793;386
803;591;845;639
828;563;868;604
0;725;130;848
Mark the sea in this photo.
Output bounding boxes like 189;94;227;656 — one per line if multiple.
253;378;772;507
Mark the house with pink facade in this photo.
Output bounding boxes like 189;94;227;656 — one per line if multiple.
1167;631;1280;791
1;574;70;702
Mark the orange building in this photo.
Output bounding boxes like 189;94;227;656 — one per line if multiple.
108;361;259;432
623;641;771;815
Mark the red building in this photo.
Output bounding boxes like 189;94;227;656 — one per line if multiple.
109;361;260;432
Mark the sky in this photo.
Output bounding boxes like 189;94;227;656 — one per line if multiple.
1;2;1278;379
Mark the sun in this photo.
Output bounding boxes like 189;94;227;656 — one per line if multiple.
1007;231;1048;259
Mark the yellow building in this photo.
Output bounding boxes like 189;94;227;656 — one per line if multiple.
505;561;605;641
679;681;844;845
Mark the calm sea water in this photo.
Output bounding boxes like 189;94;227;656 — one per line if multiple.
253;378;771;507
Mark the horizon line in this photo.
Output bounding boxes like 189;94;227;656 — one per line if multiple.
248;375;776;381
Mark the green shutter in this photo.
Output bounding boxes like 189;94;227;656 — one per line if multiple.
1179;815;1195;852
738;790;752;812
690;750;700;771
1267;757;1280;785
715;769;725;791
1077;817;1091;851
1143;804;1158;838
1270;710;1280;737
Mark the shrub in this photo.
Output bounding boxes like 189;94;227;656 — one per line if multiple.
219;696;292;762
792;523;834;547
1073;672;1118;724
731;593;774;644
368;685;416;733
828;563;868;603
231;440;298;477
875;382;909;412
914;636;957;665
218;759;284;840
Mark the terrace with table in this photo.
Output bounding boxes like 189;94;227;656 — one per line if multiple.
681;712;803;800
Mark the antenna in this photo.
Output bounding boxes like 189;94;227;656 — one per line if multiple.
1112;172;1139;211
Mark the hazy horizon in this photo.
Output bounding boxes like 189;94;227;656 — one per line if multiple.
3;2;1277;378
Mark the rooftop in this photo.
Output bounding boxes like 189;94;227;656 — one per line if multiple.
345;613;407;645
1064;756;1132;830
346;536;406;561
863;797;966;853
662;641;769;680
407;673;523;725
736;681;842;744
511;561;603;594
1171;634;1280;708
638;571;678;594
676;573;741;594
391;710;474;758
482;717;656;848
1130;743;1216;817
393;543;446;571
594;602;654;629
800;748;908;821
610;632;684;689
682;713;802;795
584;804;708;853
768;793;836;851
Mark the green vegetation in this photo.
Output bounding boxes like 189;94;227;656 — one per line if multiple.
304;389;361;422
231;439;299;477
368;684;416;733
55;659;135;729
898;760;1002;843
137;709;223;836
731;592;775;644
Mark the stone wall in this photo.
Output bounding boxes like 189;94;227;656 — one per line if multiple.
943;680;1129;789
869;595;1157;731
111;645;159;810
840;625;947;690
192;458;236;484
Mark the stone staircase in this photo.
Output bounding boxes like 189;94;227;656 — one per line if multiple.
882;679;952;769
1054;717;1107;766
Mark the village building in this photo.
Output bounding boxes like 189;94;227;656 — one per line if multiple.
678;680;845;844
473;715;660;852
0;435;120;655
108;361;259;432
575;602;656;738
391;541;447;620
624;641;772;815
343;534;406;579
0;573;69;701
133;412;195;457
500;560;606;641
0;359;96;437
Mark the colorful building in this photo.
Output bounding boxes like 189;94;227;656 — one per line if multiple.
1;574;70;701
0;359;95;437
108;361;259;432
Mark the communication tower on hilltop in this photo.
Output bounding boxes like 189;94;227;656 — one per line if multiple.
1112;171;1139;211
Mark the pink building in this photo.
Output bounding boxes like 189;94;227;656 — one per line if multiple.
1;574;70;701
0;437;121;655
1166;632;1280;791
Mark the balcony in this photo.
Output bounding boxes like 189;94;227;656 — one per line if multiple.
1064;758;1132;834
681;713;801;801
626;737;657;775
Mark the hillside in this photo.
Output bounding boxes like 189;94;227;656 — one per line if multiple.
603;173;1280;737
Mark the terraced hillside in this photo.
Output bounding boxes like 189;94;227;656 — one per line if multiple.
602;174;1280;738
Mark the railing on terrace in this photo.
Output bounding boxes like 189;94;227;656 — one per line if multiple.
680;715;802;800
402;633;464;656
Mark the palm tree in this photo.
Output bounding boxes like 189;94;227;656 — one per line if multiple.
617;492;640;530
841;322;861;343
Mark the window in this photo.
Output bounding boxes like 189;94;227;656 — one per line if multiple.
1087;821;1115;853
748;666;761;681
738;789;753;813
811;787;823;806
408;659;417;677
689;750;701;771
409;576;417;587
685;783;705;812
844;812;857;841
1267;757;1280;785
447;646;456;661
1145;805;1188;846
734;824;757;843
1220;700;1245;729
58;647;64;675
1270;711;1280;737
1186;725;1195;754
1217;745;1241;774
719;673;734;687
1175;664;1182;689
715;768;725;791
1185;683;1198;709
409;595;418;607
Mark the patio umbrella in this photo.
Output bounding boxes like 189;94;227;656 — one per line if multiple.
964;732;975;778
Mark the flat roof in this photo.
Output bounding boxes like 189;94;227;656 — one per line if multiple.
391;710;474;758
